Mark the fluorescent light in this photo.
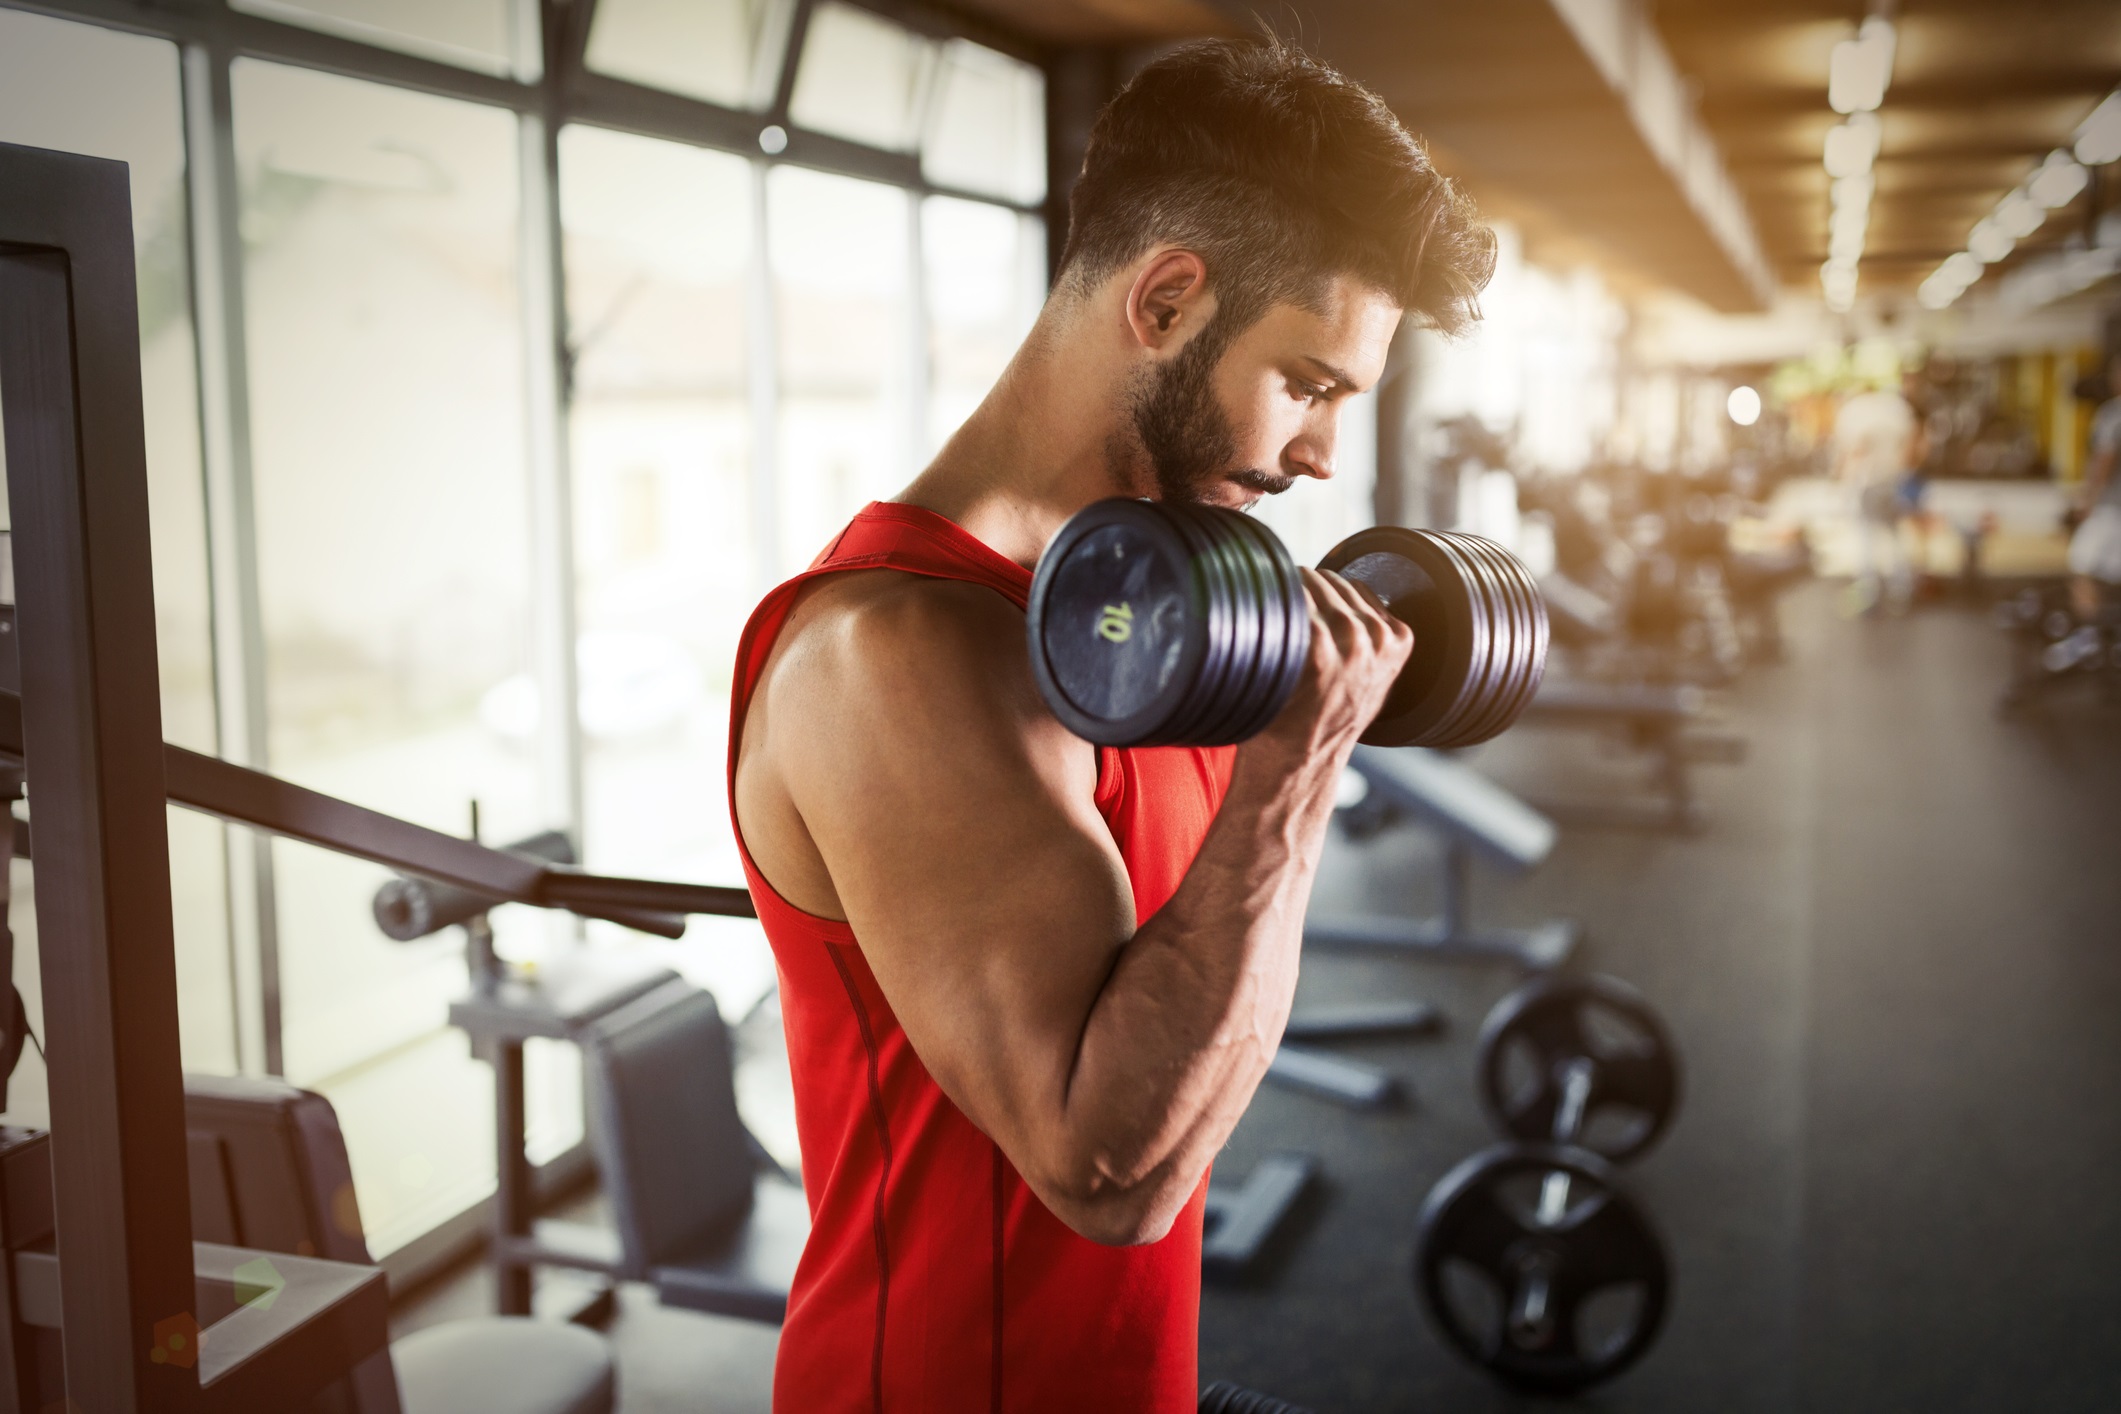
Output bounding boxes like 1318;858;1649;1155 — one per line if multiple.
1829;17;1896;114
2029;151;2089;209
1821;260;1859;311
1969;218;2015;264
2077;90;2121;166
1727;386;1763;427
1940;251;1983;285
1996;191;2045;239
1917;278;1959;311
1831;174;1875;210
1824;111;1882;178
1829;226;1866;262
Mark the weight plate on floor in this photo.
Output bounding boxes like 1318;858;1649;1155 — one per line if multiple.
1027;500;1205;745
1321;527;1487;747
1476;974;1680;1165
1416;1144;1670;1394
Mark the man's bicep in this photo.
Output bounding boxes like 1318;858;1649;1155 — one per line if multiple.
785;596;1133;1145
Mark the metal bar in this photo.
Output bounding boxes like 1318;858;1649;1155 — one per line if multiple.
492;1039;532;1315
768;0;816;121
748;158;783;587
181;35;284;1078
0;689;753;922
0;143;200;1412
517;33;586;860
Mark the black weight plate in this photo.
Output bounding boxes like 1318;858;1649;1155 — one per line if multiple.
1476;974;1681;1165
1027;500;1205;745
1210;511;1293;743
1460;533;1549;738
1416;1144;1670;1394
1320;527;1486;747
1183;506;1271;746
1153;503;1239;745
1414;532;1502;748
1442;532;1532;747
1227;512;1311;739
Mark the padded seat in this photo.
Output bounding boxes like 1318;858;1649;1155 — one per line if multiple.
580;982;805;1324
392;1318;614;1414
184;1073;617;1414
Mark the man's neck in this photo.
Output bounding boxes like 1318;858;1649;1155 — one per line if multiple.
897;304;1142;569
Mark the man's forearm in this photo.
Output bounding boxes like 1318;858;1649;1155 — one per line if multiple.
1049;740;1345;1240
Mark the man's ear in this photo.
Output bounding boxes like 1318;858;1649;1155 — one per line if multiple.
1123;248;1213;355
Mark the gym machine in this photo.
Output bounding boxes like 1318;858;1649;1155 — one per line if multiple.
0;138;756;1411
1415;974;1682;1393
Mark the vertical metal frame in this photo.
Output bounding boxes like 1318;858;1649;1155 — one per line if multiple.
180;37;283;1077
0;140;198;1410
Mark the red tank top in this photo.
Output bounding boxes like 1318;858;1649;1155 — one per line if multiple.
727;502;1235;1413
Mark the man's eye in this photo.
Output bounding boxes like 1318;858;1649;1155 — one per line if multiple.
1292;379;1330;403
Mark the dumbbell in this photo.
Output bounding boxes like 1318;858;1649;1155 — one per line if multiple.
1026;498;1548;749
1414;974;1681;1394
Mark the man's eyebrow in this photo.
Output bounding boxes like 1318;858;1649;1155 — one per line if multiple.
1296;355;1365;395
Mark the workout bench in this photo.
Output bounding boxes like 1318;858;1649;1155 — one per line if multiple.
1306;745;1577;971
1517;678;1746;832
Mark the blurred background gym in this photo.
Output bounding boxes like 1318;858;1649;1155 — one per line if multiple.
1;0;2118;1409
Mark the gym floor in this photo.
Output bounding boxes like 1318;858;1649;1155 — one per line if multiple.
395;581;2121;1412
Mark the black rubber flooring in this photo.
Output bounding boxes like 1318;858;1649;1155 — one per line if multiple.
1200;584;2121;1412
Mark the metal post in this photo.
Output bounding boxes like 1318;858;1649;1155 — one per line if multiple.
181;40;283;1078
0;143;200;1413
492;1037;533;1315
1440;835;1471;943
748;160;783;588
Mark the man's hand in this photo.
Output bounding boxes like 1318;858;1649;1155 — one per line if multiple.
1251;567;1416;768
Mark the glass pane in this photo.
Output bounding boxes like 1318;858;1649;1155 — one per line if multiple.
585;0;783;109
771;166;913;572
923;197;1044;455
789;2;932;152
557;125;774;1011
922;40;1045;205
0;11;235;1086
231;0;529;79
232;60;548;1243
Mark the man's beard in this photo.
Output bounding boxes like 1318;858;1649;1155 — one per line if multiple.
1126;324;1293;505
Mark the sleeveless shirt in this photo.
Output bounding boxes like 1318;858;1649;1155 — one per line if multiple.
726;502;1236;1413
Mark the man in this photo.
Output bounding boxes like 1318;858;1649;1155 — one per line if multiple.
1831;370;1927;616
729;39;1493;1411
2066;351;2121;620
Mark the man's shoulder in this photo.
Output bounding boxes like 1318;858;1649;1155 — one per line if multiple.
776;569;1025;700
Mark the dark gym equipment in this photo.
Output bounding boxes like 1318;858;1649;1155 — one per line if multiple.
1264;1045;1399;1110
1415;1144;1669;1393
184;1074;617;1414
1282;999;1440;1041
1309;745;1577;970
1026;498;1549;750
1476;973;1681;1165
1198;1380;1317;1413
1415;973;1682;1392
1518;679;1747;833
1201;1152;1318;1283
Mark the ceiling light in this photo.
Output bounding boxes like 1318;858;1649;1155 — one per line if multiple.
2076;90;2121;166
1821;261;1859;311
1831;173;1875;211
1830;204;1869;245
1727;386;1763;427
1969;218;2015;264
2029;151;2089;209
1829;17;1896;114
1916;278;1959;311
1996;191;2045;239
1829;227;1866;263
1940;251;1983;285
1824;111;1882;178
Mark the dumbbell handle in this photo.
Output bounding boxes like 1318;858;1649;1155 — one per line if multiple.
1534;1059;1596;1227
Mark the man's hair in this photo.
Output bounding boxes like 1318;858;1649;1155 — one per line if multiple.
1058;37;1495;340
